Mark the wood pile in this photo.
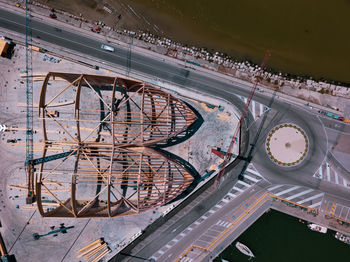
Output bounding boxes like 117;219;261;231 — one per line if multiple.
76;238;110;262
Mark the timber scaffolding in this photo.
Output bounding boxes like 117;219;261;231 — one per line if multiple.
32;72;198;218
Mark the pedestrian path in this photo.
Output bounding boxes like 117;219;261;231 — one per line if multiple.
313;162;350;188
267;184;324;210
325;201;350;223
149;165;263;261
235;95;270;120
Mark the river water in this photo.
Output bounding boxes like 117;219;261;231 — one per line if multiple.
129;0;350;83
213;210;349;262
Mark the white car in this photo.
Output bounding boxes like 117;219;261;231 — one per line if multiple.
101;44;115;52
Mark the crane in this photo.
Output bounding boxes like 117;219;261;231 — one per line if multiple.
24;0;35;204
24;1;73;204
216;51;271;187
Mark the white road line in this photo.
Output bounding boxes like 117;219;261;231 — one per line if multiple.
309;201;322;208
219;221;225;226
202;215;208;220
244;174;259;183
246;167;263;178
165;244;171;249
237;180;251;187
187;227;193;231
274;186;300;197
179;233;185;237
232;186;244;192
227;192;236;198
173;238;179;243
208;210;215;214
268;184;283;191
335;171;339;184
215;204;222;208
222;198;230;203
326;164;331;181
158;250;165;255
252;100;256;118
216;220;222;225
297;193;324;204
319;166;323;179
343;178;347;187
285;189;313;200
260;103;263;116
194;221;201;225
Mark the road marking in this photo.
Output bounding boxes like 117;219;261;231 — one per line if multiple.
194;221;201;225
309;201;322;208
246;167;263;178
319;166;323;179
179;233;185;237
208;209;215;214
227;192;236;198
274;186;300;197
165;244;171;248
297;193;324;204
244;174;259;183
343;178;347;187
187;227;193;231
237;180;251;187
173;238;179;243
268;184;283;191
326;164;331;181
215;204;222;208
232;186;244;192
222;198;230;203
335;171;339;184
285;189;313;200
252;100;256;118
216;220;222;225
260;103;263;116
158;250;165;255
202;215;208;220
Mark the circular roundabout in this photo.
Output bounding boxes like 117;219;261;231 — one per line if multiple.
265;123;309;167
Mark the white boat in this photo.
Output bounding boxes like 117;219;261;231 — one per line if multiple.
335;232;350;245
235;242;255;258
307;223;327;233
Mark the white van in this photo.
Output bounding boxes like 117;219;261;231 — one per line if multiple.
101;44;115;52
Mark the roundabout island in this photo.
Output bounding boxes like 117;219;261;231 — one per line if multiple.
266;123;309;167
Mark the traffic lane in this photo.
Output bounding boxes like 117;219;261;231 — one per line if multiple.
155;185;264;261
0;7;345;138
251;103;327;187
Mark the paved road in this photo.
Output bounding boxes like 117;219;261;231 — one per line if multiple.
1;7;349;262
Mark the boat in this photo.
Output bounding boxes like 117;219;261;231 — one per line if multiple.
235;242;255;258
307;223;327;233
335;232;350;245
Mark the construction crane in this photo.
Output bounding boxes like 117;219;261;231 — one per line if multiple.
216;51;271;187
24;1;72;204
24;0;35;204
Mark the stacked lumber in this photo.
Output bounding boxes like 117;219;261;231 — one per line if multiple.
76;238;110;262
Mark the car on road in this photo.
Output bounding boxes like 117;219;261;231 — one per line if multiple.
101;44;114;52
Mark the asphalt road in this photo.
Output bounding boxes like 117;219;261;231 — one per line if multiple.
0;7;333;187
1;7;349;262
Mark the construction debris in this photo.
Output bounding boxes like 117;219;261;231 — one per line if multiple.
76;238;110;262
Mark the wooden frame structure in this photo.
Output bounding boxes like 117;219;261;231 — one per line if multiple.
34;73;197;217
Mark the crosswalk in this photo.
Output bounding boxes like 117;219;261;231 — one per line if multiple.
236;95;270;120
313;162;350;188
268;184;324;210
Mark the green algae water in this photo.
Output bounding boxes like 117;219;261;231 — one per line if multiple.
129;0;350;83
214;210;349;262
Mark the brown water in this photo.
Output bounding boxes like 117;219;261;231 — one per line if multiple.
129;0;350;83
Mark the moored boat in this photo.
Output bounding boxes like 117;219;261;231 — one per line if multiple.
235;241;255;258
307;223;327;233
335;232;350;245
